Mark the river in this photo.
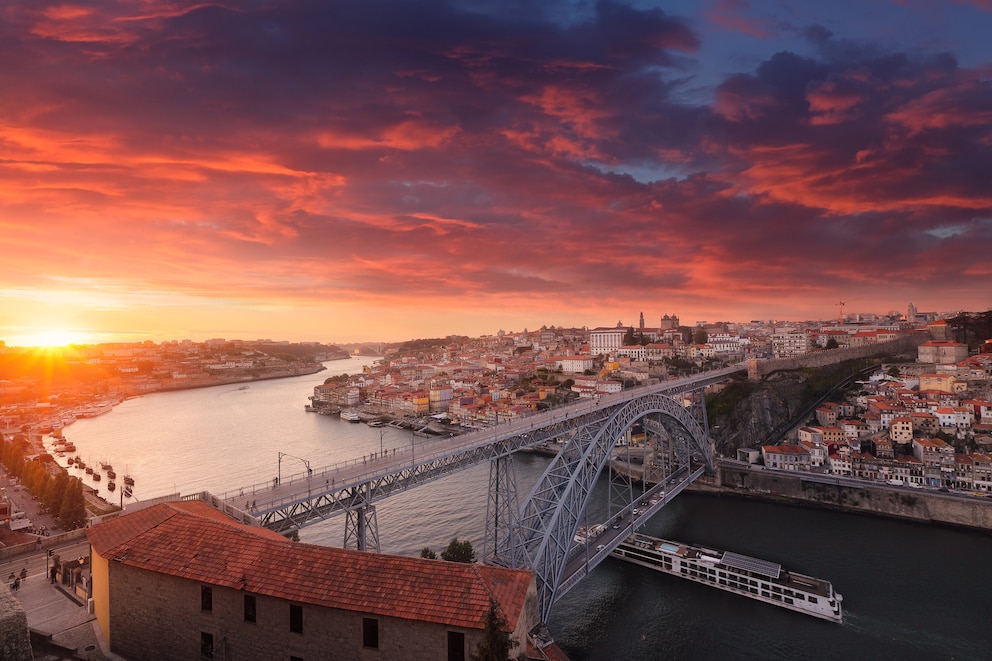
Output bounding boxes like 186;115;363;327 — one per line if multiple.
55;359;992;660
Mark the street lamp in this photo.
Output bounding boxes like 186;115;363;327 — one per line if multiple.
278;452;311;490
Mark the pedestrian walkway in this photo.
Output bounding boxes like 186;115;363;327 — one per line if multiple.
9;567;124;660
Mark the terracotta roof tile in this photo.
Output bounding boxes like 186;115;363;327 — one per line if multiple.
87;502;532;631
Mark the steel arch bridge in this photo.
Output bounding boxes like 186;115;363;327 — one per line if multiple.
484;390;712;621
211;366;738;620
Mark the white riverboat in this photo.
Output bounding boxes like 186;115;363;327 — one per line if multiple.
612;534;843;623
340;410;361;422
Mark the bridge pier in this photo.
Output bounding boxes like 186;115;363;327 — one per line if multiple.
484;452;518;565
343;483;380;552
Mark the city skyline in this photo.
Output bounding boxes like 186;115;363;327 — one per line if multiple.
2;0;991;347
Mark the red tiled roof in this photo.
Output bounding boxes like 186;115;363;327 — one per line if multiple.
87;501;532;631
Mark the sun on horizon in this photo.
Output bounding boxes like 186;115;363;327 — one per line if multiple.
7;327;93;349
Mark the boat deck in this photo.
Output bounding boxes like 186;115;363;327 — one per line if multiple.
636;538;832;598
616;534;842;622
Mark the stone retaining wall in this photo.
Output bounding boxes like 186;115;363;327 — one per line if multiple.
0;528;89;563
747;334;926;381
709;464;992;530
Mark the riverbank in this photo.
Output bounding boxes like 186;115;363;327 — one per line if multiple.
688;462;992;533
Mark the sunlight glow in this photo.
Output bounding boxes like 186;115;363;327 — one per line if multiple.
12;328;91;348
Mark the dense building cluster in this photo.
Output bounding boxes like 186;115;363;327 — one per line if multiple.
756;338;992;491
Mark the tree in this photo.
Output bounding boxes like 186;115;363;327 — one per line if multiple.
58;477;88;530
693;329;708;345
623;326;636;346
825;337;839;349
420;546;437;559
471;598;518;661
440;538;476;563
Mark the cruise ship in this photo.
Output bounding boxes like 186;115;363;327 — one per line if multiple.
612;534;843;622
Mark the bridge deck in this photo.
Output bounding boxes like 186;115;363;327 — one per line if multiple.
219;365;741;529
556;464;706;599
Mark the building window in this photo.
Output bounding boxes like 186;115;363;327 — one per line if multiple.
362;617;379;649
201;632;214;659
201;586;212;612
290;604;303;634
447;631;465;661
244;594;257;623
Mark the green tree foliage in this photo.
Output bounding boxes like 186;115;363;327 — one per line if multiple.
471;598;518;661
693;329;708;345
824;337;839;349
58;477;88;530
623;326;636;345
43;473;69;515
440;538;476;563
420;546;437;559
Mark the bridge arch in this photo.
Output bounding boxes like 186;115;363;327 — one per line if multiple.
492;392;712;621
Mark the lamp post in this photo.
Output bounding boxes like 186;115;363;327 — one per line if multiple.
278;452;312;492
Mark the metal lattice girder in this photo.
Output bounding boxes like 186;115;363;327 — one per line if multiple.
235;365;741;535
484;451;518;565
343;502;380;552
504;393;711;622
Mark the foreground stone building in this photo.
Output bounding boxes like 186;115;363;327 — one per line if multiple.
0;585;32;661
87;500;538;661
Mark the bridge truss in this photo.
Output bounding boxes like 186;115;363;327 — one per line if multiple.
486;391;713;621
219;369;734;621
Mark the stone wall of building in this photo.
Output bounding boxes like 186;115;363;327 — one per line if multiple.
0;586;32;661
108;562;488;661
747;334;926;381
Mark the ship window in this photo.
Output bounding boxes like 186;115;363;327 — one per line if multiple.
761;591;769;598
795;594;805;600
772;586;781;593
772;594;782;601
785;598;794;605
719;572;726;578
809;597;818;604
719;580;726;586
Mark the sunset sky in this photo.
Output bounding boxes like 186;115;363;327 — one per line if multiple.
2;0;991;346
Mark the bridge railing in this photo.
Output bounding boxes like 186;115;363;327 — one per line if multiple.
221;363;746;506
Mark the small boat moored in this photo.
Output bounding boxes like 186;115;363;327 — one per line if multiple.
340;410;361;423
